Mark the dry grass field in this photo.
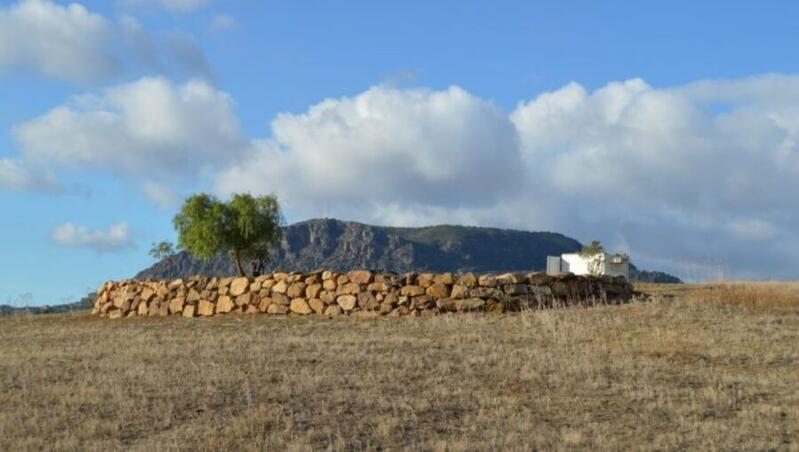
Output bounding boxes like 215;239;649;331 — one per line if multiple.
1;283;798;451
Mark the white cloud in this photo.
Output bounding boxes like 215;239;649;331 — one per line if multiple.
142;180;182;209
15;77;246;177
0;158;60;193
209;14;237;32
212;76;799;280
0;1;211;83
507;74;799;279
0;0;118;82
120;0;217;13
51;222;134;252
216;85;525;218
120;15;213;81
12;73;799;278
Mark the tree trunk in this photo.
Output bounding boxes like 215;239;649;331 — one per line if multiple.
233;249;246;277
251;258;264;278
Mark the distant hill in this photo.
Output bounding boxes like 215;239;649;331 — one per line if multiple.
0;292;95;316
136;218;681;283
629;264;683;284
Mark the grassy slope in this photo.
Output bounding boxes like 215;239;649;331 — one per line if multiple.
0;283;797;450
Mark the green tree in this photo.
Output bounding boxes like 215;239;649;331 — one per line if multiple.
579;240;604;257
579;240;605;276
149;241;176;260
173;193;283;277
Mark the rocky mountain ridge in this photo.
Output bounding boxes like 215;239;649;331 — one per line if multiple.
136;218;681;283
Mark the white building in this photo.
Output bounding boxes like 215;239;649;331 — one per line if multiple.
547;252;630;279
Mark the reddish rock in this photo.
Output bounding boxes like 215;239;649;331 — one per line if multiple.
287;282;306;298
271;280;288;294
433;272;455;285
478;274;497;287
324;305;342;317
450;284;469;299
337;295;357;311
258;297;272;312
426;283;450;298
382;292;398;307
367;281;389;292
348;270;373;284
357;291;377;309
187;289;201;304
169;297;185;315
230;277;250;296
458;273;478;288
309;298;325;314
339;282;361;295
267;304;289;315
400;285;425;297
305;283;322;299
290;298;312;315
216;296;234;314
416;273;435;288
235;292;252;306
198;300;215;316
389;306;411;316
271;293;290;306
323;279;337;291
319;290;337;305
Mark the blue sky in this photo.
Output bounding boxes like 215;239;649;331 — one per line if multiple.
2;0;799;305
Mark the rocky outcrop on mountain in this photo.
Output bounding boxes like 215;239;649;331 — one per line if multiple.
135;218;681;284
136;218;584;279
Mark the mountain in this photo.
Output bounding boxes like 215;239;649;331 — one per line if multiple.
629;264;683;284
136;218;681;283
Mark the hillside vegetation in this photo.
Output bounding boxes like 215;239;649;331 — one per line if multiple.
0;283;795;450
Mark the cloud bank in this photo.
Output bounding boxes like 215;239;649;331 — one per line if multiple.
0;0;211;83
216;85;525;219
15;77;245;177
0;0;117;82
214;75;799;280
0;158;60;193
51;222;134;252
14;73;799;279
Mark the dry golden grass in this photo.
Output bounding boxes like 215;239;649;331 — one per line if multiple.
1;283;798;451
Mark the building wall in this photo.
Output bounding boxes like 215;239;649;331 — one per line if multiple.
561;253;629;279
561;254;592;275
603;258;630;279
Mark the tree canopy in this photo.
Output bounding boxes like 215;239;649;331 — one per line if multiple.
149;241;176;260
579;240;604;257
173;193;283;276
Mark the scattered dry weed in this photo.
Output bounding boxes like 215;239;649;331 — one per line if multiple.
0;284;797;450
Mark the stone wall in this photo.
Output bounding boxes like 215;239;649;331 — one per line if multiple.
92;270;633;319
